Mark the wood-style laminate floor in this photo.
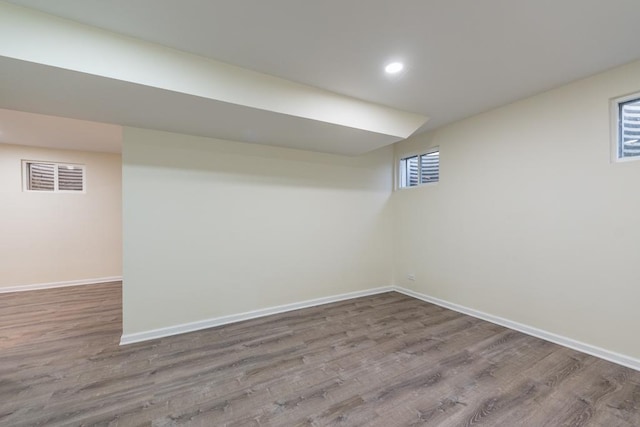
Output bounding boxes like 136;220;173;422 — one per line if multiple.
0;282;639;426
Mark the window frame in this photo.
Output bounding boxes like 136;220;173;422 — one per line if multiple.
22;160;87;193
611;91;640;163
396;147;440;190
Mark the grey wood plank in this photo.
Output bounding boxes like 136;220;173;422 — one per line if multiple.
0;282;639;426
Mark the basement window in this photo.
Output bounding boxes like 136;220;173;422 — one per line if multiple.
612;93;640;162
23;161;85;193
399;149;439;188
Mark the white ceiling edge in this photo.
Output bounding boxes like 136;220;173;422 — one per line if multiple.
0;1;428;150
0;108;122;153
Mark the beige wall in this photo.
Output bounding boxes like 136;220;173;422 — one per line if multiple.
0;143;122;288
122;127;394;335
393;60;640;359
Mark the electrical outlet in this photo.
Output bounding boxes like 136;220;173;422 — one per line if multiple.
407;273;416;281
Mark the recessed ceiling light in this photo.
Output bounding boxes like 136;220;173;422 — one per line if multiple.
385;62;404;74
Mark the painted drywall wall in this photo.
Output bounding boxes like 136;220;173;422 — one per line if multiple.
393;60;640;359
0;143;122;288
122;127;394;335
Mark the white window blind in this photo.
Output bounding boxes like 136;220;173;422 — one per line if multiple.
23;161;85;192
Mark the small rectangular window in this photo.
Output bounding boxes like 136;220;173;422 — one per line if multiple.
23;161;85;193
613;93;640;161
400;155;419;187
420;151;440;184
399;149;439;188
27;162;55;191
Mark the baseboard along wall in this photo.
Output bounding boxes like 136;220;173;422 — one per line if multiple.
119;283;640;371
393;286;640;372
119;286;394;345
11;278;630;371
0;276;123;294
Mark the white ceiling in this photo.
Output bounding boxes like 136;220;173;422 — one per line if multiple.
2;0;640;154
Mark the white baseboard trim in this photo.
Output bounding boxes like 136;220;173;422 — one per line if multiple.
118;283;640;371
393;286;640;372
0;276;123;294
120;286;394;346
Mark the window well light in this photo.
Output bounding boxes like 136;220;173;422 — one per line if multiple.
385;62;404;74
